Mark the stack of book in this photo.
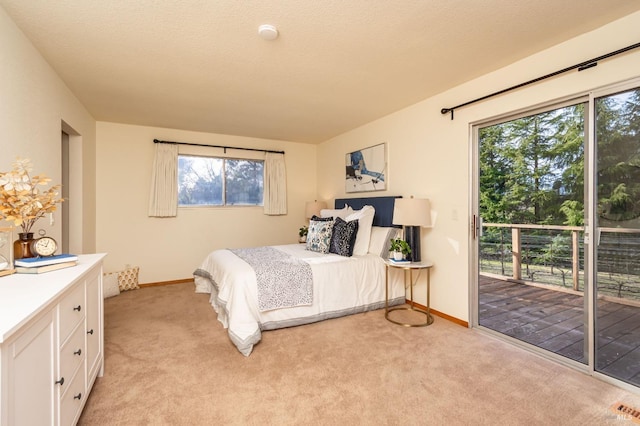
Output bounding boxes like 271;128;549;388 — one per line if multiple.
388;258;411;265
14;254;79;274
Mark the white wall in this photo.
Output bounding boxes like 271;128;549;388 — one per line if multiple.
317;11;640;322
0;6;97;252
5;2;640;318
96;122;316;283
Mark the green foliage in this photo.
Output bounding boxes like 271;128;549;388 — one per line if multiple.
479;89;640;292
480;89;640;227
596;90;640;225
559;200;584;226
479;103;586;225
389;238;411;255
539;234;573;287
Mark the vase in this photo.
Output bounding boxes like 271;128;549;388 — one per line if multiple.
392;251;404;261
13;232;35;259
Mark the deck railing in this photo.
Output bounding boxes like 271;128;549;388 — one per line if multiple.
483;223;583;290
480;223;640;299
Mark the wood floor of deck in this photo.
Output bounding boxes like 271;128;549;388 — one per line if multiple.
479;275;640;387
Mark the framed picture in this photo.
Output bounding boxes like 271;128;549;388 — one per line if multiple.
345;143;386;193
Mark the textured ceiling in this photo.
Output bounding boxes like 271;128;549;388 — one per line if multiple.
2;1;640;143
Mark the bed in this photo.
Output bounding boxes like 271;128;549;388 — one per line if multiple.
193;196;406;355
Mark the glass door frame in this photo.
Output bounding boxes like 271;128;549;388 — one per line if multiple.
589;78;640;392
469;76;640;393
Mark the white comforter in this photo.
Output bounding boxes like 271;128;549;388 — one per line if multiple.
194;244;405;355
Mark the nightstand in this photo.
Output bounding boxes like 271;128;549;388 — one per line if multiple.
384;260;434;327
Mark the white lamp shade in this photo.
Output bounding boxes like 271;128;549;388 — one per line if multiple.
392;198;432;227
305;200;327;219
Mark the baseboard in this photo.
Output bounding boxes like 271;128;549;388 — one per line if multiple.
139;278;194;288
136;281;468;327
405;299;469;327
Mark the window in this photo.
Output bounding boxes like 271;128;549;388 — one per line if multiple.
478;101;586;226
177;155;264;206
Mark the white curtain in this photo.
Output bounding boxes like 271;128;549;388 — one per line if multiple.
263;152;287;215
148;143;178;217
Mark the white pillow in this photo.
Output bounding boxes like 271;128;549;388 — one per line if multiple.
368;226;400;258
320;204;353;220
345;205;375;256
103;273;121;298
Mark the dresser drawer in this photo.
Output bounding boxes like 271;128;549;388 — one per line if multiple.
59;321;85;391
59;360;86;426
59;282;85;343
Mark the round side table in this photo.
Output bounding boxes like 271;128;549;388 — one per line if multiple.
384;260;434;327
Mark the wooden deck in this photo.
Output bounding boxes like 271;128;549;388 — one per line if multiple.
479;275;640;387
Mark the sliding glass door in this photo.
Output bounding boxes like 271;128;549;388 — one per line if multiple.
474;82;640;388
475;100;588;364
594;88;640;387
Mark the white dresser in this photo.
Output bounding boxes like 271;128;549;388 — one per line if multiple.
0;253;106;426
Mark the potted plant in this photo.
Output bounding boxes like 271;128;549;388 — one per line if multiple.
298;225;308;243
389;238;411;261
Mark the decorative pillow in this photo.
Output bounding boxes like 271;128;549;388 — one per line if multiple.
329;217;359;257
345;205;375;256
306;217;335;253
320;204;354;220
117;266;140;291
368;226;401;258
103;272;121;298
310;215;334;222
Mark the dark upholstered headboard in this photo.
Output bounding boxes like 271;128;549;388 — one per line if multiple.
334;196;402;227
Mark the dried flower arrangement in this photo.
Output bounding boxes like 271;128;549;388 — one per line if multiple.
0;158;63;235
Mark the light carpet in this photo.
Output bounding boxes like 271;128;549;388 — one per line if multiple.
79;283;640;425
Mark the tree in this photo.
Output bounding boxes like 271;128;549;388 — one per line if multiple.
596;89;640;225
479;103;585;226
226;159;264;205
559;200;584;226
178;156;223;205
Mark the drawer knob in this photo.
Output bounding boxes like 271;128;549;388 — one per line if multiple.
74;349;82;356
73;305;82;312
55;377;65;386
74;393;82;400
87;329;94;335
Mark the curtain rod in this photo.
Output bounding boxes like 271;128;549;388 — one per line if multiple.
153;139;285;155
440;41;640;120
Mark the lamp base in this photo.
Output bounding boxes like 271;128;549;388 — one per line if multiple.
404;226;421;262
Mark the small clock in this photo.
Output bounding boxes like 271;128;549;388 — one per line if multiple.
30;235;58;257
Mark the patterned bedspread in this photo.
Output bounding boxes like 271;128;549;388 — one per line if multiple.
229;246;313;312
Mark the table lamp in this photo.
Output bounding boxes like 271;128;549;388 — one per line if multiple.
392;197;432;262
305;200;327;219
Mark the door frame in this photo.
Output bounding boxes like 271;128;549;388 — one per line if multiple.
468;77;640;393
589;77;640;392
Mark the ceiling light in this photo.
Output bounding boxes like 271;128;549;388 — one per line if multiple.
258;24;279;41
